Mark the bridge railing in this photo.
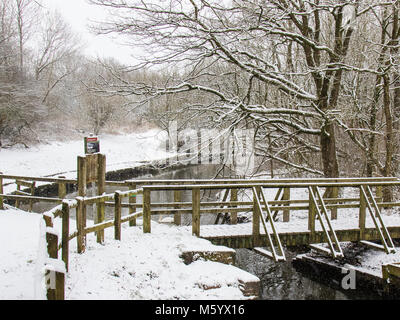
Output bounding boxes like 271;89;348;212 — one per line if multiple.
139;177;400;238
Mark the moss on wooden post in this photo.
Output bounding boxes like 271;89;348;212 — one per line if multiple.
143;188;151;233
192;188;201;236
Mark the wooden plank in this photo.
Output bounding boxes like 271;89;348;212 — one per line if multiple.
142;181;400;191
131;177;400;185
192;188;201;236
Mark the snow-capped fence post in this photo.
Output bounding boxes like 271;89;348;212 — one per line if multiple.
143;188;151;233
61;201;70;272
128;182;137;227
114;191;122;240
282;188;291;222
192;187;201;236
0;173;3;209
173;189;182;226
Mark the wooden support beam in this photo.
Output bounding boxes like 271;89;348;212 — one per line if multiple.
359;186;367;239
97;154;106;241
128;182;137;227
143;189;151;233
252;187;261;247
308;186;316;242
192;188;201;236
61;201;70;272
173;190;182;226
330;187;339;220
58;176;67;199
282;187;290;222
76;198;86;254
230;188;238;225
114;191;122;241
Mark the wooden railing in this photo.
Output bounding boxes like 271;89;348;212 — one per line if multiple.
36;187;142;300
2;175;400;299
139;177;400;238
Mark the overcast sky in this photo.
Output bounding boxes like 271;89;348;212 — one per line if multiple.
40;0;138;65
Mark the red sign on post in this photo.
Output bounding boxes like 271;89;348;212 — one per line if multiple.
84;136;100;154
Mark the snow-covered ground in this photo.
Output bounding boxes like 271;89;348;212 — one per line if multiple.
0;130;259;300
1;130;400;299
0;130;170;191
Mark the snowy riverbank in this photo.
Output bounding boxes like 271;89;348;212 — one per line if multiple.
0;130;259;300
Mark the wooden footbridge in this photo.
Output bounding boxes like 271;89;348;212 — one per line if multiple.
137;177;400;262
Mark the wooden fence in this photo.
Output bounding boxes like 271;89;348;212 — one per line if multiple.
2;175;400;299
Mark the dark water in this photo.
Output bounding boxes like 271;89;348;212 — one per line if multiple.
26;164;384;300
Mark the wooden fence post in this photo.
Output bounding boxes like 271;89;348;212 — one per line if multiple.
58;176;67;199
45;229;65;300
97;154;106;240
114;191;122;240
283;187;290;222
331;186;339;220
192;188;201;236
252;187;261;247
308;187;316;242
359;186;366;240
230;188;238;225
76;198;86;254
0;173;3;210
61;201;70;272
174;190;182;226
128;182;137;227
143;188;151;233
